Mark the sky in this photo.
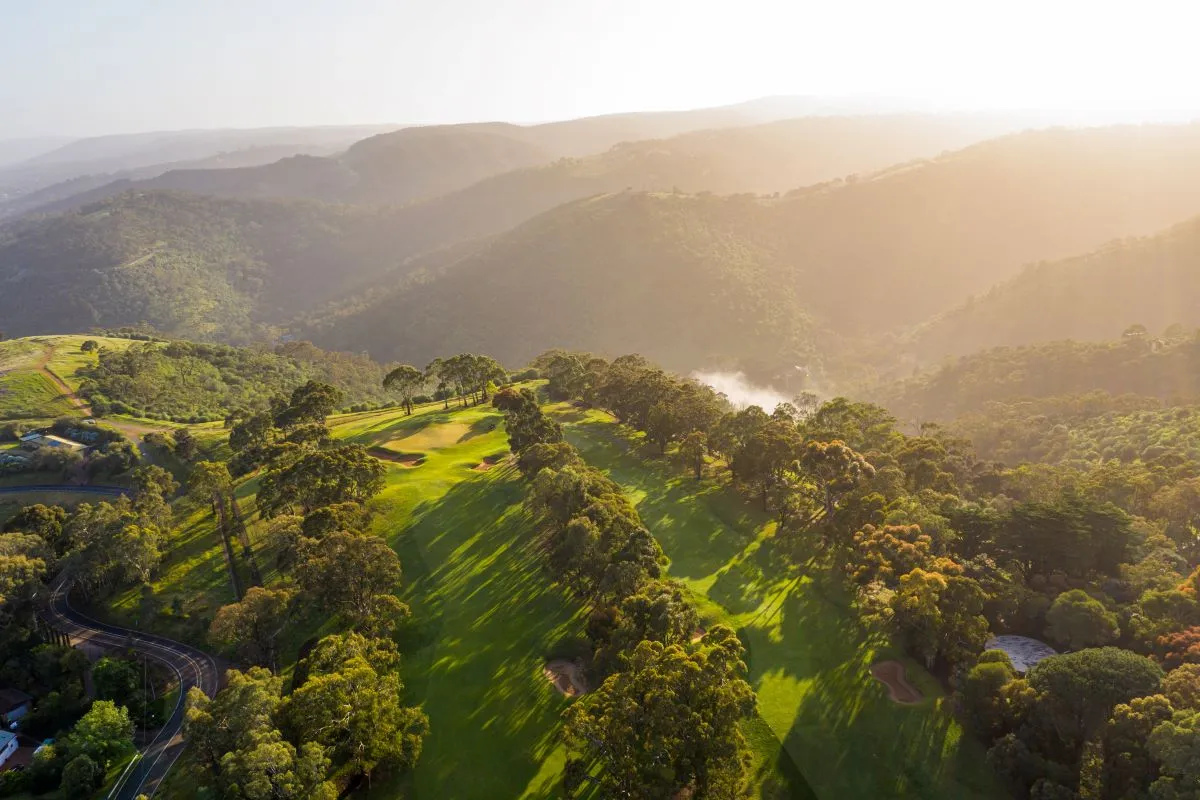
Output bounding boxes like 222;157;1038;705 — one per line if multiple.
3;0;1200;138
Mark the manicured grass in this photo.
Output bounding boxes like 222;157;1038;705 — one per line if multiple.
97;401;584;800
554;405;1001;800
334;404;584;800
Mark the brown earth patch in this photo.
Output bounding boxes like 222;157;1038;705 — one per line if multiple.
690;627;706;643
369;447;425;467
870;660;923;704
543;659;588;697
471;453;509;471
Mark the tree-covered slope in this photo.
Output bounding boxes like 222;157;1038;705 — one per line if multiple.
309;124;1200;371
878;335;1200;422
906;216;1200;361
307;192;812;370
0;191;420;341
768;123;1200;335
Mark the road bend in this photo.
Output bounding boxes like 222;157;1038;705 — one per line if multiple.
42;578;222;799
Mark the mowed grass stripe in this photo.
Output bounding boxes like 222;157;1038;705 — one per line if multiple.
335;405;584;800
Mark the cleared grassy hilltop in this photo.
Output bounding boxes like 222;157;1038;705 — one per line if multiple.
91;398;995;799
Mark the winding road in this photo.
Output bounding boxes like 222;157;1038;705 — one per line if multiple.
43;579;222;799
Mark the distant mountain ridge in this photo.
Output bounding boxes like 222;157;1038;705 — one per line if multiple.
306;123;1200;371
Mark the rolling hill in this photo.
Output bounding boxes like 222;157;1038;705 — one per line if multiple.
304;191;811;371
306;124;1200;371
0;192;420;342
0;124;398;208
18;112;1010;220
904;215;1200;361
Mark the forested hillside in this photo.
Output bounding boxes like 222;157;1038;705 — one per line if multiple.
10;124;1200;377
78;338;391;420
29;125;556;214
0;192;422;341
305;192;814;370
308;124;1200;370
879;334;1200;422
907;216;1200;360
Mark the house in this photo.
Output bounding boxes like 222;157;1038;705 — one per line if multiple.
0;689;32;726
18;433;87;452
0;731;16;769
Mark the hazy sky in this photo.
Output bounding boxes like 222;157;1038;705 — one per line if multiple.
3;0;1199;138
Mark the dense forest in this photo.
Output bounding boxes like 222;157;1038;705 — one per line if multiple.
0;192;421;341
908;215;1200;361
881;333;1200;422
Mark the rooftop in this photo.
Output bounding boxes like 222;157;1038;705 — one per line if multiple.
985;635;1058;673
0;689;32;709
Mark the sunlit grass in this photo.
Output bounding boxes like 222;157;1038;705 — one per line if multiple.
556;404;1001;800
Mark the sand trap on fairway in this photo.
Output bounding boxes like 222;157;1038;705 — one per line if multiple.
544;659;588;697
369;447;425;467
386;421;471;451
471;453;508;471
870;661;923;704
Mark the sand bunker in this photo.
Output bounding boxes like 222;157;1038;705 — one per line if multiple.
369;447;425;467
544;659;588;697
471;454;508;472
870;661;923;704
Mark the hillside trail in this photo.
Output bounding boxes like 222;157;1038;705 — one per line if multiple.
31;341;171;450
32;342;90;414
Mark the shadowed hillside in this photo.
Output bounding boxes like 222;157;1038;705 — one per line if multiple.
906;216;1200;361
307;124;1200;370
0;192;420;341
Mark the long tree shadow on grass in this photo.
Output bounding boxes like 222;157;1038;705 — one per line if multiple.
383;470;586;800
566;420;767;581
740;574;1001;799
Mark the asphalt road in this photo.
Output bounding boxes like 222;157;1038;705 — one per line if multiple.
44;579;222;799
0;484;129;496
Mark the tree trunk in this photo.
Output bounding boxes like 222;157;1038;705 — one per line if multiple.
694;458;702;480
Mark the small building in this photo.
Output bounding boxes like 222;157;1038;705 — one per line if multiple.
0;732;16;768
18;433;87;452
0;689;32;726
984;635;1058;674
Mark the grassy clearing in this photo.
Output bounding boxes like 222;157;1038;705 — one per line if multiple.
33;334;140;391
0;370;78;419
553;404;1000;800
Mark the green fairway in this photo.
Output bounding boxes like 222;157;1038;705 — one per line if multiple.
554;404;1001;800
334;404;585;800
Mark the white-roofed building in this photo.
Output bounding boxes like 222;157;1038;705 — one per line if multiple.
985;635;1058;673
